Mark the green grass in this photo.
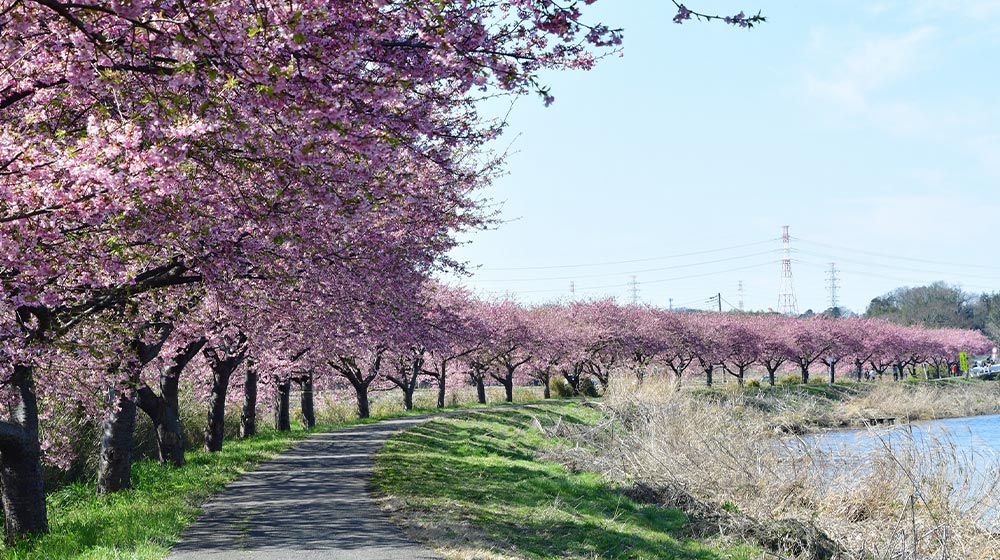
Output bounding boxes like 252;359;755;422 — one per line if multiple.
371;403;762;559
1;388;549;560
1;426;318;560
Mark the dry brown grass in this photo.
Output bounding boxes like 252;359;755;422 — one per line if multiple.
837;381;1000;422
548;376;1000;559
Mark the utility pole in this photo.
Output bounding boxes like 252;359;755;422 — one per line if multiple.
825;263;840;311
717;292;722;313
629;275;639;304
777;225;799;315
668;297;673;311
737;281;745;312
569;281;575;298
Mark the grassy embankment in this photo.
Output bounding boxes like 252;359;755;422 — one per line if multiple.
703;376;1000;434
1;386;542;560
372;402;764;560
373;378;1000;560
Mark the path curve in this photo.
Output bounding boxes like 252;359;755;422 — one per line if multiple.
168;415;443;560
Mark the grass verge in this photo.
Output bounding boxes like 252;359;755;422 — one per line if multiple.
2;426;317;560
371;402;763;559
2;389;544;560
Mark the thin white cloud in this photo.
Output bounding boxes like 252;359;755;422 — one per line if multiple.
804;26;936;114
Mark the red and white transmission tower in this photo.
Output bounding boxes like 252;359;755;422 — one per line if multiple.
777;225;799;315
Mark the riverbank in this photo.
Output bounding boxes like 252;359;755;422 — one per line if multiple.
371;403;764;559
374;378;1000;559
701;377;1000;434
573;377;1000;559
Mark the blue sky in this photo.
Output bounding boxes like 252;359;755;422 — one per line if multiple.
446;0;1000;314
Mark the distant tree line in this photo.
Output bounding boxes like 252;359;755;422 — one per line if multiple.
865;282;1000;342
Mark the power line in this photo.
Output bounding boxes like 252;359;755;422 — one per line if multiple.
512;261;778;294
794;249;1000;282
477;239;779;271
470;249;781;282
793;237;1000;272
720;295;739;312
792;259;1000;293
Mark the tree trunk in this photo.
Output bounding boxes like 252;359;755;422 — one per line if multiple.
764;365;778;386
135;337;204;466
800;363;810;384
475;377;486;404
240;364;258;438
137;387;185;468
542;372;551;399
356;383;371;419
205;370;234;452
274;380;291;431
436;370;447;408
97;376;138;494
204;339;247;452
502;372;513;403
563;365;584;395
300;372;315;429
828;361;837;385
402;387;414;411
705;365;713;387
0;365;48;543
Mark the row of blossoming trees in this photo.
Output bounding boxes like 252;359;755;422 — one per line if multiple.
0;0;977;545
0;0;630;542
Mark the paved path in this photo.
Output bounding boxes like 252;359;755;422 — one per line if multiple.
168;416;442;560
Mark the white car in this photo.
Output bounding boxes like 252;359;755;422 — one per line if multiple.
969;361;1000;375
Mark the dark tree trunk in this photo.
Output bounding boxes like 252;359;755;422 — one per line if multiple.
205;369;234;452
137;386;184;468
0;365;48;543
299;372;315;429
855;359;864;382
240;362;258;438
475;376;487;404
274;380;291;431
590;366;610;391
203;336;248;452
800;363;810;384
704;365;714;387
828;361;837;385
352;380;371;419
562;366;583;395
99;320;177;491
97;374;138;494
389;349;423;411
502;375;513;403
764;364;779;386
436;370;447;408
136;337;205;467
541;371;552;399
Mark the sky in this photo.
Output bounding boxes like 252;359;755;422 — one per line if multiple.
444;0;1000;314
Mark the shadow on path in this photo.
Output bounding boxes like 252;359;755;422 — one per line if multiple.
168;416;442;560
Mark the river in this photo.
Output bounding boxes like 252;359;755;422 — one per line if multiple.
806;413;1000;527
